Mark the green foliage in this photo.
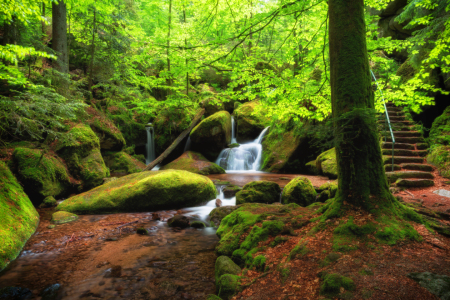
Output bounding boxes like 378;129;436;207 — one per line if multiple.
320;273;355;297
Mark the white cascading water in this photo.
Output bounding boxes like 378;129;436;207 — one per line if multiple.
145;125;156;165
215;124;270;171
183;185;236;220
231;116;237;144
184;136;191;152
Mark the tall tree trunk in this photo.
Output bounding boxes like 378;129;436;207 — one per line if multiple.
167;0;172;91
88;7;96;99
3;16;18;46
184;6;188;96
329;0;393;210
52;0;68;74
42;3;46;42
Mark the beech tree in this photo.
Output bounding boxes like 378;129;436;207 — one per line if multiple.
52;0;68;74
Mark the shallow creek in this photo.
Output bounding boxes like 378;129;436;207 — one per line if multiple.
0;186;237;300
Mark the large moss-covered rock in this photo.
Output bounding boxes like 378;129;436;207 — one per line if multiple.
316;148;338;179
428;145;450;178
55;124;109;189
217;274;240;300
190;111;232;160
316;182;338;202
407;272;450;300
429;106;450;145
0;162;39;271
86;106;126;151
236;181;281;205
103;151;146;175
305;160;320;175
160;151;225;175
57;170;216;214
261;130;304;173
12;147;72;203
234;101;271;141
210;206;241;227
281;177;317;206
215;256;241;283
202;97;225;117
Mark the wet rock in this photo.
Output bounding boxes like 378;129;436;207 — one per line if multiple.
407;272;450;300
216;199;222;207
234;101;270;141
217;274;240;300
0;287;33;300
104;265;122;278
39;196;58;208
40;283;61;300
168;215;190;228
281;177;317;207
160;151;225;175
136;228;149;235
56;170;216;214
51;211;78;224
236;181;281;205
209;206;240;227
152;213;161;220
190;221;206;229
215;256;241;282
223;185;242;198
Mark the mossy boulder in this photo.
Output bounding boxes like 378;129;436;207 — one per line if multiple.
160;151;225;175
305;160;320;175
0;162;39;271
86;106;126;151
281;176;317;206
429;106;450;145
262;130;304;173
316;182;338;202
210;206;241;227
215;256;241;283
190;111;232;160
428;145;450;178
12;147;72;203
103;151;146;175
39;196;57;208
168;215;190;228
316;148;338;179
234;101;271;141
407;272;450;300
236;181;281;205
217;274;240;300
56;170;216;214
55;124;109;190
52;211;78;224
202;97;225;117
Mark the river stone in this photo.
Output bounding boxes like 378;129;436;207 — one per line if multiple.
0;162;39;272
52;211;79;224
234;100;271;141
407;272;450;300
56;170;216;214
433;189;450;198
190;111;232;161
160;151;225;175
39;196;58;208
281;177;317;207
223;185;242;198
209;206;240;227
0;287;33;300
168;215;190;228
236;181;281;205
40;284;61;300
215;256;241;283
190;221;206;228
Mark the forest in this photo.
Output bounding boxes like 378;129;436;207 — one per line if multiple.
1;0;450;299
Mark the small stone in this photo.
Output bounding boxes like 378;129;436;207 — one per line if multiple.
216;199;222;207
167;215;190;228
152;213;161;221
190;221;206;229
136;228;148;235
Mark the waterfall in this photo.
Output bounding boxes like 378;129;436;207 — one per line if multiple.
145;125;156;165
231;116;237;144
216;126;269;171
184;136;191;152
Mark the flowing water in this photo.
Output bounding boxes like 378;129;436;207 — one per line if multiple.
230;116;237;144
145;126;156;165
215;127;269;171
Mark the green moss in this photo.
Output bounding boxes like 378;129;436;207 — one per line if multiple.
236;181;281;205
316;148;338;179
160;151;225;175
289;242;309;260
0;162;39;271
79;150;110;189
87;107;126;151
215;256;241;282
190;110;231;160
261;130;303;173
375;215;421;245
217;274;240;300
104;151;146;174
252;255;266;271
305;160;320;175
320;273;355;296
332;217;376;252
280;267;290;282
12;147;72;203
39;196;57;208
320;253;341;267
57;170;216;214
270;236;289;247
234;101;271;140
56;124;100;158
429;106;450;146
428;145;450;178
281;176;317;206
52;211;78;224
206;295;223;300
191;221;206;228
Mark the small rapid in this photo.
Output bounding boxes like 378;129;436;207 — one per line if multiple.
215;126;269;171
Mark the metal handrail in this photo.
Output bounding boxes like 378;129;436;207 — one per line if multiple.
371;70;395;172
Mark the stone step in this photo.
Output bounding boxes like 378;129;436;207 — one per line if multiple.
385;103;401;108
384;164;402;172
385;136;425;143
383;156;424;164
377;120;414;125
416;143;428;150
378;124;413;132
385;111;405;116
395;179;435;187
417;150;428;157
401;163;434;172
386;171;434;183
382;149;419;157
381;142;415;150
381;131;422;138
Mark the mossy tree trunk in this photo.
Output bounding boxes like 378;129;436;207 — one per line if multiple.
328;0;394;210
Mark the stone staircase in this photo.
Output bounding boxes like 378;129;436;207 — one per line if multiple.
379;103;435;187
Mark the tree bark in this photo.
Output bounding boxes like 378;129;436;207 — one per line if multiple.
329;0;393;209
52;0;68;74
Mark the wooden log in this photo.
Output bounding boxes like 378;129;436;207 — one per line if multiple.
144;109;205;171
